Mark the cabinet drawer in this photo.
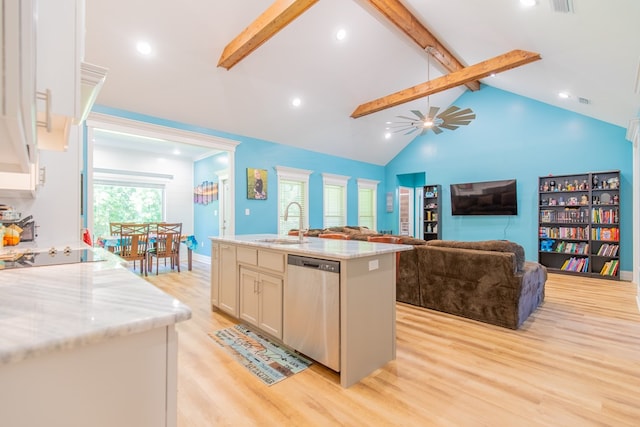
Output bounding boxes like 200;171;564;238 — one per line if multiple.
237;247;257;265
258;250;285;272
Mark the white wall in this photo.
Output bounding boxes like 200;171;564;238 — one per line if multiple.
93;145;195;235
5;127;82;247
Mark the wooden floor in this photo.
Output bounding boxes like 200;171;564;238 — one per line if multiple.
143;261;640;426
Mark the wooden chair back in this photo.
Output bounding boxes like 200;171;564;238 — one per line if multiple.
149;222;182;274
115;223;150;275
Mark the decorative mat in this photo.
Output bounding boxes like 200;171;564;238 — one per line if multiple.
209;324;312;386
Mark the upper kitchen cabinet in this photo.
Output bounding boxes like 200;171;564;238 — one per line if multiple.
0;0;38;174
36;0;106;152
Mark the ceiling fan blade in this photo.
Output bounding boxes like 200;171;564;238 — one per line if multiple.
404;127;419;135
428;106;440;119
431;126;443;135
411;110;425;120
437;106;459;117
441;109;475;120
397;115;420;121
447;120;473;126
439;123;459;130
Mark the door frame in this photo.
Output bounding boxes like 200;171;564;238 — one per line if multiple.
85;113;240;236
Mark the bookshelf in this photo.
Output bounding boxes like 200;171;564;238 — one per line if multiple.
423;184;441;241
538;171;620;280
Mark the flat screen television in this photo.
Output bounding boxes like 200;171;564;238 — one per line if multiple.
450;179;518;216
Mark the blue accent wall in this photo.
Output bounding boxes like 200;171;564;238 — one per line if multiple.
384;86;632;269
93;85;633;271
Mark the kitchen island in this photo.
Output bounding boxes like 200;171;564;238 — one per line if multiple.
0;247;191;427
209;234;412;388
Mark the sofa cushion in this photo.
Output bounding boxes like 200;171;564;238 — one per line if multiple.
426;240;525;271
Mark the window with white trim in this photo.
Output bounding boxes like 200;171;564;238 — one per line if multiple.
322;173;349;228
276;166;312;235
357;178;379;231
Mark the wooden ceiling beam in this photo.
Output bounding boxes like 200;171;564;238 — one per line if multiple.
359;0;480;91
351;49;541;118
217;0;319;70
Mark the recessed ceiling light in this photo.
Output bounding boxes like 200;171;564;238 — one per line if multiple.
558;91;570;99
136;41;152;55
172;148;181;155
384;132;392;139
336;28;347;41
520;0;537;7
291;97;302;107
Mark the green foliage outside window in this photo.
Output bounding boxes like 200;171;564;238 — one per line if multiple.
93;183;163;238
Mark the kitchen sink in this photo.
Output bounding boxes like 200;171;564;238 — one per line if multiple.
256;238;309;245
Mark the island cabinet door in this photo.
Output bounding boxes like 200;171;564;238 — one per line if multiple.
218;244;238;316
258;272;283;339
239;266;260;326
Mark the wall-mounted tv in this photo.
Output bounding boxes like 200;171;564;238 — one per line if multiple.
450;179;518;216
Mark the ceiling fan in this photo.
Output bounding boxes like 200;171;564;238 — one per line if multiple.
392;47;476;136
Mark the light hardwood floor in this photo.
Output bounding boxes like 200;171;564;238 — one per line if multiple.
143;261;640;426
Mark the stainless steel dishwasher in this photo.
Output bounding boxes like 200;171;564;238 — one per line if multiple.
284;254;340;371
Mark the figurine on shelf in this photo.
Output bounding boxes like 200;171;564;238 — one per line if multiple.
543;181;549;192
592;174;599;188
613;194;619;204
549;180;556;191
580;194;588;205
573;179;579;190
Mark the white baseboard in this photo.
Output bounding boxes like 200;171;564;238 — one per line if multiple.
620;270;633;281
191;252;211;265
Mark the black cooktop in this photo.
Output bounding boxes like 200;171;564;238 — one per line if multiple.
0;248;107;269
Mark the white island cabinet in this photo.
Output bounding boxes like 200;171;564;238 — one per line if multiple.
0;248;191;427
210;234;412;388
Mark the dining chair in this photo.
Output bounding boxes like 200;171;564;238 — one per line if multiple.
148;222;182;275
114;223;150;276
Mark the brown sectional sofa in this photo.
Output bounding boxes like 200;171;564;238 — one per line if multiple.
290;227;546;329
414;240;546;329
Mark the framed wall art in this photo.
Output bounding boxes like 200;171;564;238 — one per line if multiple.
247;168;267;200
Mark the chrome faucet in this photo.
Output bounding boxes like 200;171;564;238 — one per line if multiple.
284;201;305;241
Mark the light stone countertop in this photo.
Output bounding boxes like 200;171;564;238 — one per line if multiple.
209;234;413;259
0;247;192;366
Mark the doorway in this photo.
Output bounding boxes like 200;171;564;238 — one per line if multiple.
85;113;239;244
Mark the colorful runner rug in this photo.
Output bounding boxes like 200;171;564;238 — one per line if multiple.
209;324;312;386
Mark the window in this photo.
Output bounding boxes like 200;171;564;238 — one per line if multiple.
357;179;379;230
322;173;349;228
93;181;164;238
276;166;312;235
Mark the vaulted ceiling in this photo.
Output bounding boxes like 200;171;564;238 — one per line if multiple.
84;0;640;165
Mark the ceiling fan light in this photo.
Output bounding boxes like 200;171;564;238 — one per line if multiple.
423;120;434;128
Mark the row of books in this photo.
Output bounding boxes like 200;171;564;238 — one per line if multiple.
591;208;619;224
560;257;589;273
540;208;587;224
600;259;619;276
596;243;620;257
591;227;620;241
555;241;589;254
539;226;589;239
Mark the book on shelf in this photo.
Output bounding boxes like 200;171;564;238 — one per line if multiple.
596;243;619;257
600;259;619;276
561;256;588;272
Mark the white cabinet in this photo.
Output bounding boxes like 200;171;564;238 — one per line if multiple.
218;244;238;316
0;163;40;198
211;243;220;308
239;266;283;339
0;0;37;174
35;0;83;151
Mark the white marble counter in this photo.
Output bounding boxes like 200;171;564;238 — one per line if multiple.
209;234;412;259
0;247;191;366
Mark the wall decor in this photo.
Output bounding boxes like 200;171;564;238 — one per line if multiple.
247;168;267;200
194;181;218;205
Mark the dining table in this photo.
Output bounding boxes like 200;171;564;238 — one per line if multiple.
97;234;197;271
